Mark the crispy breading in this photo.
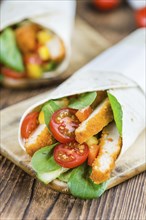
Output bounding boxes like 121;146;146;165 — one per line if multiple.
90;123;122;184
25;124;54;156
15;23;41;53
75;98;113;144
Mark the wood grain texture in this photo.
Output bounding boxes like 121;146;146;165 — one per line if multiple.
0;157;145;220
0;3;146;219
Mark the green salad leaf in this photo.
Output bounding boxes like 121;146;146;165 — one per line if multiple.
43;61;57;72
0;74;4;81
31;144;68;184
108;93;123;136
58;170;73;182
37;168;68;184
0;28;24;72
68;92;97;109
42;100;60;126
68;163;108;199
31;144;59;173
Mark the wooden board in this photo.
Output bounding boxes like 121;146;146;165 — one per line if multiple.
0;17;145;194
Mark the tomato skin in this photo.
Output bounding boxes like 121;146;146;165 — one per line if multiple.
93;0;120;11
50;108;79;143
21;112;39;139
88;144;100;166
54;142;89;168
24;53;43;65
75;106;93;122
1;67;26;79
135;7;146;28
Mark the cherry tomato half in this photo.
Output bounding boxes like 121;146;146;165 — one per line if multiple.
1;67;26;79
93;0;121;11
54;142;89;168
135;7;146;28
50;108;80;143
75;106;93;122
21;112;39;139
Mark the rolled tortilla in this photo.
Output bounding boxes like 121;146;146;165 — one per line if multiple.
1;0;76;78
18;29;145;168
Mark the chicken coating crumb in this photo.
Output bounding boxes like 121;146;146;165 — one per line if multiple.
90;123;122;184
75;98;113;144
25;126;54;156
15;23;41;53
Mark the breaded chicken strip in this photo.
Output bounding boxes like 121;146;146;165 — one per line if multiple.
75;98;113;144
47;37;65;62
90;123;122;184
15;23;41;53
25;124;54;156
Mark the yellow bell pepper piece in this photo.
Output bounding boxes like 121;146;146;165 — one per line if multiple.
38;46;50;61
27;64;42;79
38;111;45;124
37;31;52;44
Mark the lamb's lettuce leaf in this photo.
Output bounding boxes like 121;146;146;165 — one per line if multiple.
69;92;97;109
43;61;57;72
108;93;123;136
0;28;24;72
37;167;68;184
42;100;60;126
0;74;4;81
31;144;59;173
68;163;108;199
31;144;68;184
58;170;73;182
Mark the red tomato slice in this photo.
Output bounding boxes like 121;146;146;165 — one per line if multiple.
50;108;80;143
54;142;89;168
24;53;43;65
135;7;146;28
93;0;120;11
75;106;93;122
21;112;39;139
88;144;100;166
1;67;26;79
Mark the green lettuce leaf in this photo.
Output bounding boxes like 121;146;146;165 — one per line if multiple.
43;61;57;72
0;28;24;72
108;93;123;136
58;170;73;182
31;144;68;184
0;74;4;81
68;92;97;109
68;163;108;199
42;100;60;126
31;144;59;173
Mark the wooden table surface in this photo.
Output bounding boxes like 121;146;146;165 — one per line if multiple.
0;1;145;219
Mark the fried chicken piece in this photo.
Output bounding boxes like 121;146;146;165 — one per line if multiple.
75;98;113;144
47;37;65;62
25;124;54;156
15;23;41;53
90;123;122;184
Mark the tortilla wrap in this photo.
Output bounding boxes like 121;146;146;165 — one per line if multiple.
1;0;76;78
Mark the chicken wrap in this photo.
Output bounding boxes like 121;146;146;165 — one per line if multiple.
0;0;75;87
18;29;145;199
